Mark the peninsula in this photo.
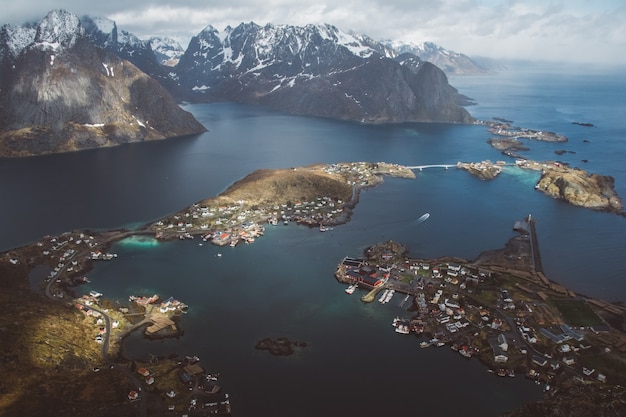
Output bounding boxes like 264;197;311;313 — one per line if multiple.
334;217;626;414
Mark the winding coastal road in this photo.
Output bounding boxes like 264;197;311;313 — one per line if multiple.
43;229;149;417
76;299;149;417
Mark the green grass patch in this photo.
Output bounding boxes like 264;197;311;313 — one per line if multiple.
472;288;499;306
552;299;603;327
400;274;413;283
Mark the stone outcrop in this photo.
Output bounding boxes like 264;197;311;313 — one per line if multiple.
535;166;624;214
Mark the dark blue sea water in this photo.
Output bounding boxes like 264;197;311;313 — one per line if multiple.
2;66;625;416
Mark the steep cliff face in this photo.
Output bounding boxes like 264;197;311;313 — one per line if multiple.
80;15;181;94
0;10;205;157
536;166;624;214
174;22;473;124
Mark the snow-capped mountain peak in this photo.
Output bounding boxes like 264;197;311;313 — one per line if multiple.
33;9;84;51
148;36;184;66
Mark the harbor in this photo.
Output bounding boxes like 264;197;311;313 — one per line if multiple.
334;215;626;388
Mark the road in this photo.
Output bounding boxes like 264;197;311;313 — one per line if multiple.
43;229;150;417
77;299;148;417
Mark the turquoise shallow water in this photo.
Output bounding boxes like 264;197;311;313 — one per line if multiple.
2;66;626;416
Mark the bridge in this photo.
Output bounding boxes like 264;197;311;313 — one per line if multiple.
407;164;457;171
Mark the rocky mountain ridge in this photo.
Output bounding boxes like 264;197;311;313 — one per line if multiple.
0;9;205;157
173;22;472;123
385;40;490;75
0;10;481;156
149;36;185;66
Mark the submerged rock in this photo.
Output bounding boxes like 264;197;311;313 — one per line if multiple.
255;337;307;356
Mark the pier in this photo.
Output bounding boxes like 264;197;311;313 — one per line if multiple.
527;214;543;273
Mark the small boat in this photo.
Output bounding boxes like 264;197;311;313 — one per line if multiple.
395;324;410;334
345;284;357;294
420;341;431;348
417;213;430;222
459;348;473;358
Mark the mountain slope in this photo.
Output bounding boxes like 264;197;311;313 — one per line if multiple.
386;41;489;75
0;10;205;157
80;15;181;94
174;22;472;124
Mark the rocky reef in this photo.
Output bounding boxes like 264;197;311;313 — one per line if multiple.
255;337;307;356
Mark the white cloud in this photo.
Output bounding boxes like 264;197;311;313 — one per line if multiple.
3;0;625;65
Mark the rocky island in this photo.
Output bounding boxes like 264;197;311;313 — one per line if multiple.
516;160;624;215
482;120;567;158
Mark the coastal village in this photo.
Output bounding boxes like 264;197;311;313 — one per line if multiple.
0;162;416;416
335;216;626;391
148;161;416;244
1;157;625;415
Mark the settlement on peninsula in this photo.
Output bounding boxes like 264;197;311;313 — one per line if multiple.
334;217;626;396
148;162;415;244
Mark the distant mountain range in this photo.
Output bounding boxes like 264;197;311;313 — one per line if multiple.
0;9;484;156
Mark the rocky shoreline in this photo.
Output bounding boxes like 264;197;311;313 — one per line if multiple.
516;160;625;215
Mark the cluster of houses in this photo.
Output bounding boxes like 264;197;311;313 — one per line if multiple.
159;296;188;314
152;193;346;245
337;250;617;385
149;162;413;245
73;291;122;344
90;250;117;260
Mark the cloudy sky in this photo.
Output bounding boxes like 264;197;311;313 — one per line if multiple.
4;0;626;66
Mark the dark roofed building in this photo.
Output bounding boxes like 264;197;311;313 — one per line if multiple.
346;268;383;289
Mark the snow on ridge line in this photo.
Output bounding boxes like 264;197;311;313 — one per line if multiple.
87;16;115;35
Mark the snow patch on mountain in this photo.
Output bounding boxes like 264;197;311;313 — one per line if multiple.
148;36;184;66
88;16;115;36
118;30;144;49
384;40;488;75
0;24;36;61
